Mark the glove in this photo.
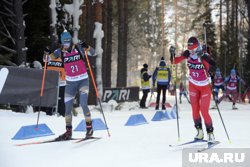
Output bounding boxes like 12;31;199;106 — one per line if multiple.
43;46;51;62
169;46;176;63
44;46;51;54
43;54;51;62
196;50;204;57
80;41;89;49
202;44;207;53
182;50;190;58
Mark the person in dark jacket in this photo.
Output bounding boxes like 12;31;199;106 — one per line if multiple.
152;57;171;110
140;63;151;108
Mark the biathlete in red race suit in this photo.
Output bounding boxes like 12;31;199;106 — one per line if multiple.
217;69;246;110
213;68;225;102
171;37;216;143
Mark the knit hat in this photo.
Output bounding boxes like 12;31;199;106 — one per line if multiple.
159;57;166;66
230;69;236;77
60;30;72;45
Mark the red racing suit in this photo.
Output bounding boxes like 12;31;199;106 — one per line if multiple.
173;50;215;132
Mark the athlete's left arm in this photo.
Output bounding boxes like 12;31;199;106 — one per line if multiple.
77;41;97;56
201;53;216;67
237;76;246;86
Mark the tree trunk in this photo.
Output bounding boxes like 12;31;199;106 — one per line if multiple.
102;0;112;88
225;0;230;76
85;0;96;105
116;0;128;87
246;0;250;84
93;1;104;99
13;0;27;65
49;0;58;50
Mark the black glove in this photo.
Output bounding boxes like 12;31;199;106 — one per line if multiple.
43;46;51;62
201;53;216;66
44;46;51;54
196;50;204;57
169;46;176;63
80;41;89;49
182;50;190;58
202;44;207;53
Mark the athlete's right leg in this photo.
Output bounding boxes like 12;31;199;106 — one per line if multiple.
189;83;202;129
55;81;78;140
156;84;162;110
218;89;230;104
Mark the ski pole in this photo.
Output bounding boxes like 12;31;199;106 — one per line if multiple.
203;23;231;143
148;88;155;105
169;46;180;141
36;55;48;127
174;70;180;141
82;47;111;137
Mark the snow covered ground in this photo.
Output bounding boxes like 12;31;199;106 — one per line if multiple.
0;95;250;167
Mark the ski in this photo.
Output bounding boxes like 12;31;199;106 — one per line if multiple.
197;141;220;152
169;139;207;147
75;136;102;143
15;138;80;146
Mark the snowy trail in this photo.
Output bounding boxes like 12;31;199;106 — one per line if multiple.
0;96;250;167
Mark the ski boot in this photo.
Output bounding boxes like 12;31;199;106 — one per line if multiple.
194;128;204;140
56;125;72;141
162;104;166;110
140;105;148;109
232;104;238;110
155;104;159;110
210;104;217;109
206;127;215;143
207;133;215;143
85;121;93;138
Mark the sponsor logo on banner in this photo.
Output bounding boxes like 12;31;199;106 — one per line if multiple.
102;87;139;102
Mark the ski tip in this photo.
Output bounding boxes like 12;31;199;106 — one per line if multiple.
15;141;41;146
197;149;202;153
75;136;102;143
208;141;220;145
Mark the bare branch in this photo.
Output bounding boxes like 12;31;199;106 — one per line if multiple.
0;45;16;54
0;18;15;44
7;18;18;27
22;0;28;5
0;54;17;66
238;8;249;24
4;6;16;17
2;0;12;6
0;11;13;17
0;31;9;38
23;13;28;18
